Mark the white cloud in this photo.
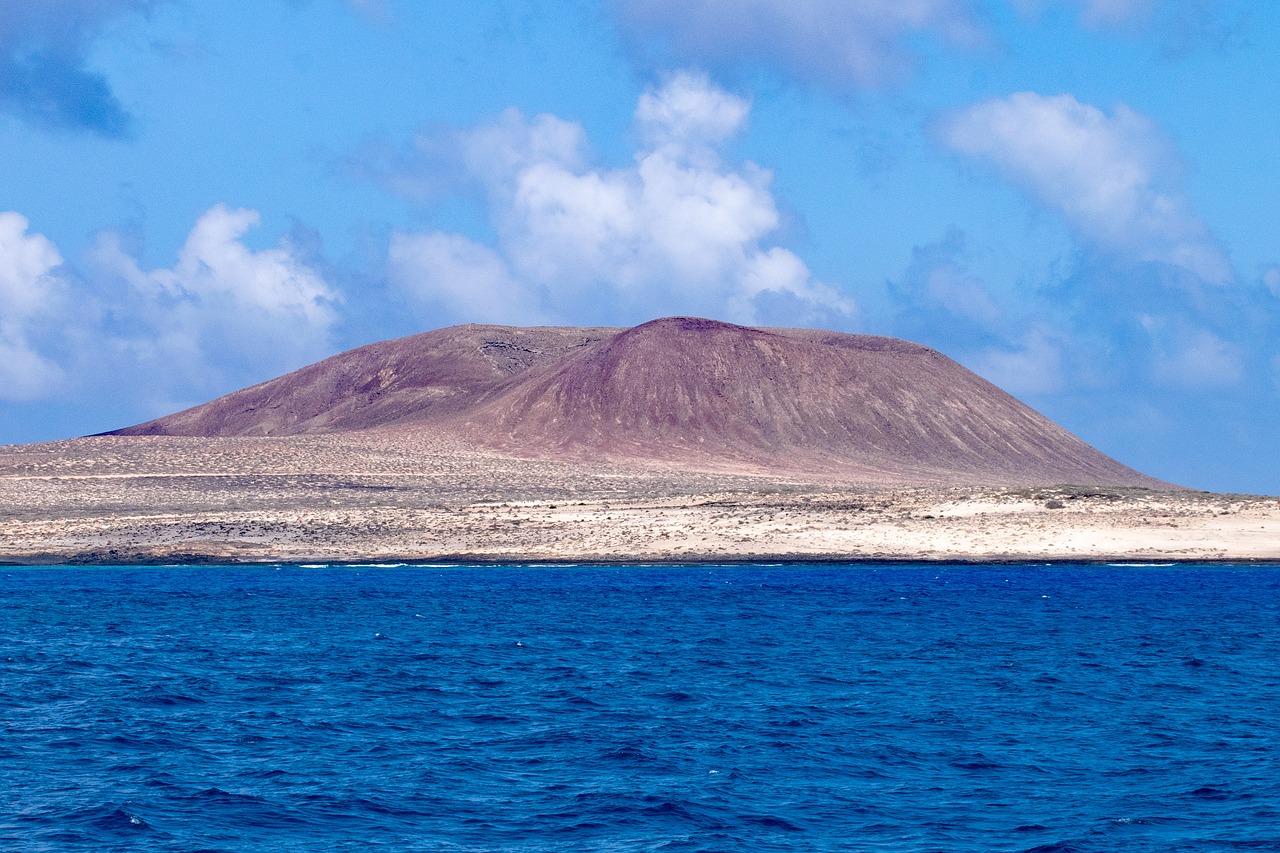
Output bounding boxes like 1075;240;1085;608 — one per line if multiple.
0;212;66;400
389;72;855;328
0;212;62;319
92;204;340;397
635;70;750;152
388;231;549;325
102;205;337;327
616;0;985;89
940;92;1230;284
1140;315;1242;389
970;325;1064;396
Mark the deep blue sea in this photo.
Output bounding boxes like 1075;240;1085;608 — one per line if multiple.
2;564;1278;852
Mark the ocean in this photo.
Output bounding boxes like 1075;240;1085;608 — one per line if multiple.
1;563;1277;852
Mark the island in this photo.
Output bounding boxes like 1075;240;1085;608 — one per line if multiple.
2;318;1276;564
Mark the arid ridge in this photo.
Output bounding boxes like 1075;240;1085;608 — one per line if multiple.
109;316;1162;489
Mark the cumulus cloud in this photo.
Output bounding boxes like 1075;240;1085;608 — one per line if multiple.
91;205;340;400
0;0;152;135
99;205;337;326
635;69;750;152
939;91;1230;284
386;72;855;329
0;212;67;399
0;205;339;418
615;0;985;90
0;213;63;318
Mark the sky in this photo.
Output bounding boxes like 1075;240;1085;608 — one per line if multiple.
1;0;1277;494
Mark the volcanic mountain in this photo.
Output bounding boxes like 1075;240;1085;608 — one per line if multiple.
110;317;1163;487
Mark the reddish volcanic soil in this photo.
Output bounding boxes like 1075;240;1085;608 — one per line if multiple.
110;317;1164;488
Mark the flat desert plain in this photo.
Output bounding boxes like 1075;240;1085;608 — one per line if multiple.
1;432;1276;564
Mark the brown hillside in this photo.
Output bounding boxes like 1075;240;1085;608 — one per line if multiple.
447;317;1158;485
113;324;619;437
110;317;1164;487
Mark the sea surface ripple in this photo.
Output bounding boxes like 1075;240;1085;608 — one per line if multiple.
1;563;1277;852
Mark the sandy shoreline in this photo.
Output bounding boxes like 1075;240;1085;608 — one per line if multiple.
2;434;1277;565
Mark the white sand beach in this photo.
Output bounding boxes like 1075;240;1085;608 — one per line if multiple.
2;434;1275;564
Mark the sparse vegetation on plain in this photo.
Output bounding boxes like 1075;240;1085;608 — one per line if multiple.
2;432;1275;564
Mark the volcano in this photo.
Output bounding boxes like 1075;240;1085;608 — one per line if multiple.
109;317;1163;487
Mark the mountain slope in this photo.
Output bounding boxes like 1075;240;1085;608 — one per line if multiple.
113;324;619;437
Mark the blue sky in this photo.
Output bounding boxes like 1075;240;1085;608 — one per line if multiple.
1;0;1277;494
